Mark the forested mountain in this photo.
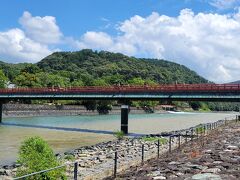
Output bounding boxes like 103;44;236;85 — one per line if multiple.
37;49;207;85
0;61;27;82
0;49;208;88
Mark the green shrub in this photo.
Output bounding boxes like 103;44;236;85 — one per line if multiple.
114;130;125;140
64;154;75;161
142;137;168;144
16;136;66;179
196;126;204;134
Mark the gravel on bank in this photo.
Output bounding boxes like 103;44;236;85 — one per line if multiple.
113;121;240;180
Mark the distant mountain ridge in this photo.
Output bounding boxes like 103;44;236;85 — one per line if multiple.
36;49;208;85
0;49;208;87
229;80;240;84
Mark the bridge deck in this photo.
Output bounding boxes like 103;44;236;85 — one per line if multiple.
0;84;239;101
0;84;239;93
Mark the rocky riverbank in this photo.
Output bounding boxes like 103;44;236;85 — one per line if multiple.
0;134;177;179
114;120;240;180
65;137;178;179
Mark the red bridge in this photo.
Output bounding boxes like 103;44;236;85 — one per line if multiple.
1;83;239;133
0;83;239;94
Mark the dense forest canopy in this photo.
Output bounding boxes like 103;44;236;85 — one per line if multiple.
37;49;208;86
0;49;207;88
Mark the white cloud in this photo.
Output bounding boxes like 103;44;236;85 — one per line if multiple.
19;11;62;44
0;28;52;63
77;9;240;83
74;31;137;55
78;31;113;49
0;11;62;63
208;0;240;10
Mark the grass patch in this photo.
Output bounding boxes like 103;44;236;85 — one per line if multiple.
196;126;205;134
142;137;168;144
114;130;125;140
64;154;75;161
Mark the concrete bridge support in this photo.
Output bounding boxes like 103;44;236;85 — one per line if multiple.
0;103;2;123
121;105;129;134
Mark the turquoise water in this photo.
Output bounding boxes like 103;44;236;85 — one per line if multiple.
0;112;235;165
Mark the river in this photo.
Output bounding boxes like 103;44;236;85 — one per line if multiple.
0;112;236;166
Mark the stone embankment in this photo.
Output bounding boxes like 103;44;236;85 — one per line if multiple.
64;137;178;179
2;104;151;117
115;121;240;180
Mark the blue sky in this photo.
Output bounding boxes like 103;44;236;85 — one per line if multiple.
0;0;240;83
0;0;213;37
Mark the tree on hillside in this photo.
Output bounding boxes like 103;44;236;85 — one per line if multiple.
21;64;41;74
13;72;40;87
102;74;125;85
71;79;84;87
93;78;109;86
47;74;70;87
0;70;8;88
128;77;145;85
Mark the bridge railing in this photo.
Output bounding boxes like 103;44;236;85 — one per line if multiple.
0;84;239;94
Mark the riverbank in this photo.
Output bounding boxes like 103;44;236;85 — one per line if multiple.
1;117;239;179
115;120;240;179
0;130;179;179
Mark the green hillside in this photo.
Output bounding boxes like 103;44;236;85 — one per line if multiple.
0;49;207;88
37;49;207;86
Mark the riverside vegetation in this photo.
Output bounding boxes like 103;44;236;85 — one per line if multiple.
0;49;239;112
16;136;66;179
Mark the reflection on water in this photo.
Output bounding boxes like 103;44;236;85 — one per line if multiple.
0;112;235;165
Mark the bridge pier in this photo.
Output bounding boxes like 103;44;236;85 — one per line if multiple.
0;103;2;123
121;105;129;134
